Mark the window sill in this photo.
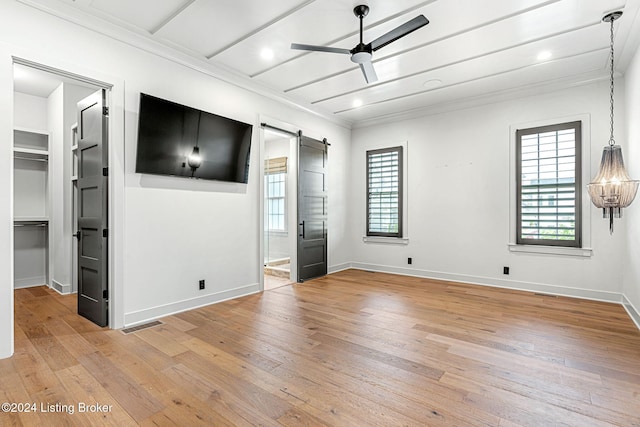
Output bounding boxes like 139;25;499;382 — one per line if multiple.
508;243;592;257
363;236;410;245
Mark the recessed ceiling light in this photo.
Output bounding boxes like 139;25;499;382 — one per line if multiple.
537;51;552;61
352;99;363;108
261;48;274;60
423;79;442;88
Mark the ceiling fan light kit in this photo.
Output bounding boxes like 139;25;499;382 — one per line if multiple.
291;5;429;84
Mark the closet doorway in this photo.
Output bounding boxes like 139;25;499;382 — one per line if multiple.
12;61;111;326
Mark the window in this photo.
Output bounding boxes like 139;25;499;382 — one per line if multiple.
516;121;581;247
367;146;403;237
265;157;287;232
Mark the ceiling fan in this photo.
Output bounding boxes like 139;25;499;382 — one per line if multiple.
291;5;429;84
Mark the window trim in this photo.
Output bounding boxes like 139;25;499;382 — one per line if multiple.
366;146;403;238
509;115;592;257
516;121;582;248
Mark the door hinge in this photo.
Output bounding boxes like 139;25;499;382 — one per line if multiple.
103;228;108;238
103;106;109;116
103;289;108;300
103;167;108;177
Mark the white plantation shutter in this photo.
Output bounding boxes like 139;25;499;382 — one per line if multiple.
367;147;403;237
516;121;581;247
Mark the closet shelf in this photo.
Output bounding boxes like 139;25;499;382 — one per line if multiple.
14;217;49;223
13;147;49;157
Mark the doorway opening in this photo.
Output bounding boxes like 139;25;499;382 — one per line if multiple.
260;122;329;290
262;124;298;290
12;60;111;326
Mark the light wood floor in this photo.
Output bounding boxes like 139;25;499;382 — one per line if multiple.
265;274;292;291
1;270;640;426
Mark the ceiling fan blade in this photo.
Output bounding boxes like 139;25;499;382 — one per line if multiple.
370;15;429;51
359;61;378;84
291;43;351;55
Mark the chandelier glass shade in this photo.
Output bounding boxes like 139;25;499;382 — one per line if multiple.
586;11;639;233
587;146;639;223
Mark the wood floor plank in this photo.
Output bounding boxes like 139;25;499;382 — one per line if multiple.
55;364;138;426
443;373;616;427
2;272;640;426
160;363;265;427
77;351;165;422
0;372;46;426
10;339;60;395
31;334;77;372
172;350;288;426
135;324;192;353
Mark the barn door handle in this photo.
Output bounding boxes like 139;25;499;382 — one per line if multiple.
299;221;305;238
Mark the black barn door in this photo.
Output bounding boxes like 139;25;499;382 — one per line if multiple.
297;134;328;282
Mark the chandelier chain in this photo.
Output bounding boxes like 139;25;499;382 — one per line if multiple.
609;17;615;146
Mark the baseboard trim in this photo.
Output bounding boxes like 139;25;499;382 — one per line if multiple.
51;280;72;295
622;295;640;331
120;266;640;331
329;262;352;274
14;276;47;289
123;283;260;328
349;262;623;304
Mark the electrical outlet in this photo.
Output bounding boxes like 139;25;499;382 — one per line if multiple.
503;266;509;275
199;279;205;290
408;257;412;265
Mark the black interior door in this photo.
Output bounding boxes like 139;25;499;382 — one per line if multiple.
77;89;108;326
297;134;328;282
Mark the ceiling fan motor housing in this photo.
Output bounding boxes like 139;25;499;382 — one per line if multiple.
353;5;370;18
351;43;372;63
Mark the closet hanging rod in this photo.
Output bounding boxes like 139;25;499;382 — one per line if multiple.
14;156;47;162
14;223;47;227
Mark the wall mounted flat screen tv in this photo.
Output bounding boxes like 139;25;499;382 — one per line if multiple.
135;93;253;183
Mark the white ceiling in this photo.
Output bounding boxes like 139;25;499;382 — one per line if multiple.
13;63;102;98
13;64;64;97
15;0;640;127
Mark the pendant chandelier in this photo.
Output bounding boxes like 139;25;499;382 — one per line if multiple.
587;11;639;233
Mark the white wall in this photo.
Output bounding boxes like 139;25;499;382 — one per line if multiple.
14;92;47;130
623;41;640;324
351;81;626;300
1;52;14;358
47;83;64;291
0;1;351;358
